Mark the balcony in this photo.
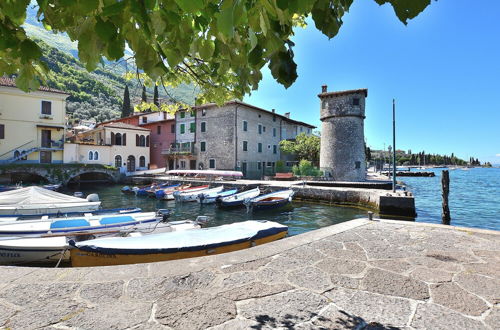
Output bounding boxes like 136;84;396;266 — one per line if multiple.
162;143;195;156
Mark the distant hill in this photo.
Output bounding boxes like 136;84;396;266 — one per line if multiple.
23;8;195;122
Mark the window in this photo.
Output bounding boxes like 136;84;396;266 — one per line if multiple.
263;126;266;132
273;127;276;137
190;122;195;133
171;124;175;133
122;133;126;146
94;151;99;160
115;155;122;168
139;156;146;168
41;101;51;115
209;159;216;169
258;114;261;118
353;98;360;106
258;143;262;153
257;162;261;170
355;161;361;169
180;124;185;134
115;133;122;145
300;127;303;132
180;160;186;169
268;144;271;149
139;135;146;147
267;162;272;167
202;109;206;116
273;145;277;154
142;117;147;124
157;126;161;134
258;124;262;134
190;110;195;117
243;141;248;151
88;151;93;160
243;120;248;131
180;111;185;119
146;135;150;147
0;124;4;139
135;134;139;146
40;151;51;164
273;115;276;122
200;141;206;152
200;122;206;132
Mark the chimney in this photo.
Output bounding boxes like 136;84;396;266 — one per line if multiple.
272;108;275;113
284;112;290;119
321;85;327;93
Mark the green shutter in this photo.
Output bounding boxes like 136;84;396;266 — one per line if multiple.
180;124;185;134
190;122;195;133
180;112;185;118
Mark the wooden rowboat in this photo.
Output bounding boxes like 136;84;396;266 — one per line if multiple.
70;220;288;267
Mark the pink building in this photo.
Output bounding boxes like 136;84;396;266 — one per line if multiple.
140;119;175;169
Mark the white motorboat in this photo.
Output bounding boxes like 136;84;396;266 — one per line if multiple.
0;186;100;216
173;186;223;202
0;216;206;265
244;189;295;212
196;189;238;204
216;187;261;208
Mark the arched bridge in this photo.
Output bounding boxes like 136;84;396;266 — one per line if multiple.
0;164;121;185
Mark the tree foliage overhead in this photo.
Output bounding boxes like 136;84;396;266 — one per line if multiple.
0;0;433;103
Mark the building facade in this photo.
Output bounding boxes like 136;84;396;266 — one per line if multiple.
162;109;196;170
0;77;69;164
318;85;367;181
140;119;175;169
194;101;315;178
64;122;150;173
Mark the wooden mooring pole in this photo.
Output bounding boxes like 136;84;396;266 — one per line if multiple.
441;170;451;225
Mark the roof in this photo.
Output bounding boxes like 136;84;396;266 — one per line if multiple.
140;119;175;126
98;122;150;131
0;76;69;95
318;88;368;98
194;100;316;128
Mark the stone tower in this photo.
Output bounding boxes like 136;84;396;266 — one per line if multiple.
319;85;367;182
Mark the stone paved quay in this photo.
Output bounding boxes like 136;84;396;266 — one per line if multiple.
1;219;499;329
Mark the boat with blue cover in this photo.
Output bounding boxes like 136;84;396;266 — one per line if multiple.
70;220;288;267
0;212;161;238
173;185;221;202
0;207;142;221
216;187;261;209
244;189;295;212
146;183;180;198
196;189;238;204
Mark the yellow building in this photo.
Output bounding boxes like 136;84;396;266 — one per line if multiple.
64;122;151;173
0;77;69;164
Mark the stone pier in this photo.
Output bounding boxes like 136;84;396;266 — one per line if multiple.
0;219;499;329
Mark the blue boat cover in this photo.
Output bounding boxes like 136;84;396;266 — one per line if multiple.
100;216;134;225
50;219;90;229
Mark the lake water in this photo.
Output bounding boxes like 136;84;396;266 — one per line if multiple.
400;167;500;231
66;184;368;236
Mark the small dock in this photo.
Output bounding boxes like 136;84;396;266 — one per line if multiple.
382;171;436;177
0;219;498;329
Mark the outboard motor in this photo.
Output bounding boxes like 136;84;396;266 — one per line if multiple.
195;216;209;226
157;209;171;222
86;193;99;202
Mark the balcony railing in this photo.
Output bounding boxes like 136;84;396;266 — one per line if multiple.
162;144;194;155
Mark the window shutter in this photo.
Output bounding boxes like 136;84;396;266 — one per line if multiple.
0;124;4;139
136;134;139;146
146;136;150;147
122;133;126;146
110;132;114;145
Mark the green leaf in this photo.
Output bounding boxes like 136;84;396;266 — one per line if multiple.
107;37;125;60
175;0;205;13
198;39;215;59
20;39;42;62
216;4;235;38
374;0;431;24
101;1;127;16
268;49;297;88
95;18;117;41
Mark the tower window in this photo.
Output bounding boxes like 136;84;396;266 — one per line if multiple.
353;98;360;106
355;161;361;169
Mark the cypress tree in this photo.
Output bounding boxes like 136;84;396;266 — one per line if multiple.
153;85;159;107
141;85;147;103
121;85;131;118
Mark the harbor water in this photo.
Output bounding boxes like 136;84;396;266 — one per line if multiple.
64;185;368;236
400;167;500;231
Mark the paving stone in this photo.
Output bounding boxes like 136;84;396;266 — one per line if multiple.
255;266;288;284
369;259;413;274
408;256;462;272
316;258;366;275
0;282;79;307
220;282;293;301
220;258;271;273
238;290;329;328
330;274;360;289
359;239;424;260
472;249;500;261
8;299;86;329
455;273;500;304
127;277;171;301
279;245;326;264
155;291;236;329
410;303;487;329
84;263;148;281
287;266;333;292
220;271;256;289
425;250;480;264
430;282;489;316
410;267;453;283
78;280;124;304
309;238;344;254
207;318;261;329
266;254;317;271
328;230;365;242
63;301;151;329
360;268;429;300
170;269;216;290
324;289;413;327
463;261;500;277
0;303;17;328
484;306;500;329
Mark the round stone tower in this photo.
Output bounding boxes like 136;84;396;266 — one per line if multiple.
319;85;367;182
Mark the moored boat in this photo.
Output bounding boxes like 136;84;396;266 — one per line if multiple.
216;187;261;209
70;220;288;267
173;185;220;202
146;183;179;198
196;189;238;204
0;186;101;216
0;207;142;221
244;189;295;212
155;184;192;200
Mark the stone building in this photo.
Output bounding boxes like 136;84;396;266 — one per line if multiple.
318;86;367;182
162;109;197;170
193;101;315;178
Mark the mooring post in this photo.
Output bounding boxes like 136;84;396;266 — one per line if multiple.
441;170;451;225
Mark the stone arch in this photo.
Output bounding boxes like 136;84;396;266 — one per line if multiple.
67;171;116;185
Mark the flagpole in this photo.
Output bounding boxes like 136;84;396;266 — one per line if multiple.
392;99;397;192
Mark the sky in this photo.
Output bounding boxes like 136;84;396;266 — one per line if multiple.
244;0;500;164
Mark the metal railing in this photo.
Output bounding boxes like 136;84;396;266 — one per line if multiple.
161;143;194;155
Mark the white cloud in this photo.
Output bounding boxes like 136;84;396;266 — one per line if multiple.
496;154;500;157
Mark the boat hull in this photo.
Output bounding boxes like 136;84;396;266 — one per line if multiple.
0;237;69;265
251;199;292;211
0;202;101;216
70;230;287;267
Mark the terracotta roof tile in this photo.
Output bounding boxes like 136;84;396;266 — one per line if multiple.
98;121;150;131
0;76;69;95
